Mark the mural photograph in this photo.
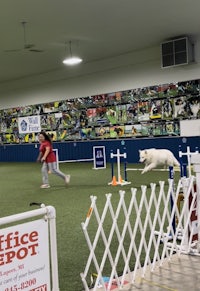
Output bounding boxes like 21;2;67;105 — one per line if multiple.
0;78;199;144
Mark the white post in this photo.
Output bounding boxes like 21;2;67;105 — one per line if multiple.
117;149;121;183
187;146;192;177
109;149;131;186
53;148;59;170
179;146;199;177
191;154;200;250
48;206;60;291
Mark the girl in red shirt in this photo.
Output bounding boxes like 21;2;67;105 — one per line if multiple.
37;131;70;188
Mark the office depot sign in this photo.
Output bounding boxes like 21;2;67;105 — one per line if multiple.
0;219;50;291
0;230;39;265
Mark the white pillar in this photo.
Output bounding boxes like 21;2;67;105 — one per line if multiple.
191;154;200;249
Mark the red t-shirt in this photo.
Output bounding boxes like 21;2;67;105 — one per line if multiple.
39;140;56;163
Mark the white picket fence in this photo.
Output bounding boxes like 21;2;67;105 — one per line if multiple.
80;174;198;291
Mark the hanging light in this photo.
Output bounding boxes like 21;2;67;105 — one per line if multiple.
62;41;82;65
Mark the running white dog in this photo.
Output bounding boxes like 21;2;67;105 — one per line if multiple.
139;148;180;174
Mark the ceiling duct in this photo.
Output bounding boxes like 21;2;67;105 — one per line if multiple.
161;36;193;68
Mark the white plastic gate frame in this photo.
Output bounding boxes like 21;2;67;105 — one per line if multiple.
53;148;59;170
80;173;199;291
0;205;59;291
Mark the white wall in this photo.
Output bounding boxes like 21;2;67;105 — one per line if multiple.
1;40;200;109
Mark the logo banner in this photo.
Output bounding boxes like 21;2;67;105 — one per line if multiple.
18;116;41;134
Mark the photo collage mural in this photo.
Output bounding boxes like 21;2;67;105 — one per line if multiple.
0;78;200;144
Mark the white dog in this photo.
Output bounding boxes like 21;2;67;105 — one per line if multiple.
139;148;180;174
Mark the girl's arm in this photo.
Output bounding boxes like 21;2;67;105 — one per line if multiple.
41;147;51;162
36;152;43;162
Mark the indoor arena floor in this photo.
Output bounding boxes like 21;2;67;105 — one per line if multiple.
91;254;200;291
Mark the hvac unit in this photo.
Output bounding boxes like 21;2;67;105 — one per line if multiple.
161;37;193;68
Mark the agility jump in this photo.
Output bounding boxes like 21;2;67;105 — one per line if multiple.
108;149;131;186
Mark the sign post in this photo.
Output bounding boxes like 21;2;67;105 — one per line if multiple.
93;146;106;170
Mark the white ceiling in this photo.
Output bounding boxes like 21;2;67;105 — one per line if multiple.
1;0;200;85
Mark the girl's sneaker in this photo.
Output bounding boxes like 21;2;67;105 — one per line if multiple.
40;184;50;189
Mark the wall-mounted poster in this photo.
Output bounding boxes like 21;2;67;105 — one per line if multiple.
107;92;123;105
140;122;153;136
115;105;127;123
95;126;110;139
126;103;138;122
0;117;17;133
80;127;96;139
172;96;187;119
57;129;67;141
23;133;37;143
109;126;125;138
106;106;118;124
18;116;41;134
149;100;162;120
64;128;80;140
152;121;163;136
92;94;108;106
162;99;173;119
178;79;200;95
86;107;107;126
163;121;180;136
124;124;142;137
137;101;150;121
186;95;200;118
157;83;178;98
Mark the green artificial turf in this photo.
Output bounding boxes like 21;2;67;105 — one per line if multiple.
0;162;179;290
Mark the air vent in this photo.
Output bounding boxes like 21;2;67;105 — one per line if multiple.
161;37;193;68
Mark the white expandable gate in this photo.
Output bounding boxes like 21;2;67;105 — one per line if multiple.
80;154;200;291
0;205;59;291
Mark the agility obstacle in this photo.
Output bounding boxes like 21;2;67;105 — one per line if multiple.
179;145;199;177
56;146;107;169
108;149;131;186
127;167;180;171
81;152;200;291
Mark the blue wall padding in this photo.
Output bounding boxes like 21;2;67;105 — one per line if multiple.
0;136;199;163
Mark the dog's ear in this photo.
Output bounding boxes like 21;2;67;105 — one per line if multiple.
145;150;147;154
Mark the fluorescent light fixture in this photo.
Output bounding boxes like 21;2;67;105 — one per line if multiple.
62;56;83;65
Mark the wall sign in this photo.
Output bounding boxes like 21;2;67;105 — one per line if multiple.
18;116;41;134
93;146;106;169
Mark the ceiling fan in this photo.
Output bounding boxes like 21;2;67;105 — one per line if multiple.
4;21;44;53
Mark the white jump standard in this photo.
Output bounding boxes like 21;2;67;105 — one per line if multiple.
108;149;131;186
179;145;199;177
